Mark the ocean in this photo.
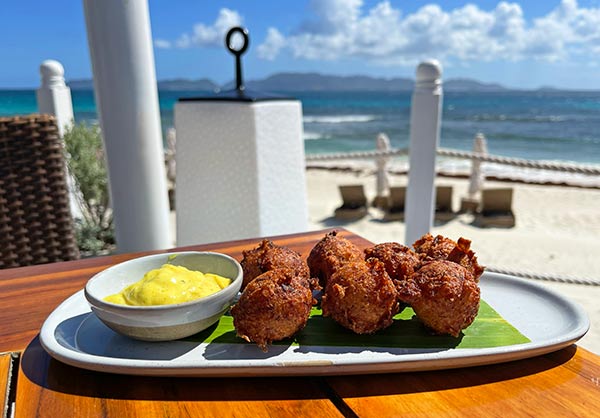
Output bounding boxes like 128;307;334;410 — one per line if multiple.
1;89;599;166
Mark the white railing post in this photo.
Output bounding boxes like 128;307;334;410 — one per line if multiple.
373;132;391;208
82;0;172;252
404;60;443;245
467;133;488;198
36;60;74;137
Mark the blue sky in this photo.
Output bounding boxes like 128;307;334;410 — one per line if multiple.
2;0;600;89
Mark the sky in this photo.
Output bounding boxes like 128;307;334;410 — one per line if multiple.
1;0;600;89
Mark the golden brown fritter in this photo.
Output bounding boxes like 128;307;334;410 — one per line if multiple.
397;260;480;337
412;233;484;281
321;258;399;334
307;231;364;288
412;233;457;261
231;269;313;352
445;237;485;281
364;242;421;289
240;239;311;290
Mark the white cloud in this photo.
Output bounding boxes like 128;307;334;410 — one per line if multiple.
257;28;285;60
154;39;172;49
158;8;243;49
255;0;600;65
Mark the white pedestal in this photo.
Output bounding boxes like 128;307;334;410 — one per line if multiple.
175;100;308;246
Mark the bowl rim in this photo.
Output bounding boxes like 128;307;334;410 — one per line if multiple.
84;251;243;312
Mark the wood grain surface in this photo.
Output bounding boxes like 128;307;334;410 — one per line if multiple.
1;353;13;418
16;340;343;418
2;228;600;417
326;345;600;417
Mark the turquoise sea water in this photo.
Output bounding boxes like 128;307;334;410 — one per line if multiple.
1;89;599;165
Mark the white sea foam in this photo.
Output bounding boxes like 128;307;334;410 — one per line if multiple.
303;131;331;141
303;115;377;124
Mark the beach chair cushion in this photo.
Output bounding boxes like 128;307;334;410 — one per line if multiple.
435;186;455;222
334;185;368;219
381;186;405;221
476;188;516;227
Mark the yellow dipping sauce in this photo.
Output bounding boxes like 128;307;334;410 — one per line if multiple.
104;264;231;306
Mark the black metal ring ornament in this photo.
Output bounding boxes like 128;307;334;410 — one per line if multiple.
226;27;249;91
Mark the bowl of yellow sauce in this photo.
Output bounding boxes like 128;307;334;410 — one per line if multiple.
84;252;243;341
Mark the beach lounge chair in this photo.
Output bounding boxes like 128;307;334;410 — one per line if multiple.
371;194;389;209
475;188;516;228
334;185;368;219
460;197;479;213
383;186;406;221
0;115;80;268
435;186;455;222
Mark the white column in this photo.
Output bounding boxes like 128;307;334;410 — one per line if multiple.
373;132;391;208
36;60;74;137
404;60;443;245
467;133;488;198
82;0;172;252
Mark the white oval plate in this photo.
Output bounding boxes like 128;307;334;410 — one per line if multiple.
39;272;589;377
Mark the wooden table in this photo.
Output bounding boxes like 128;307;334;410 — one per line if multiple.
1;228;599;417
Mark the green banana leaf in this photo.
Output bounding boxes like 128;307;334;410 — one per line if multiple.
188;300;530;349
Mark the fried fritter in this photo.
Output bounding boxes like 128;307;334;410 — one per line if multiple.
412;233;484;280
240;239;311;290
412;233;457;261
364;242;421;289
397;260;480;337
231;268;313;351
307;231;363;288
446;237;485;281
321;258;399;334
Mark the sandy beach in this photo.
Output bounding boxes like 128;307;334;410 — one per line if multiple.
304;166;600;354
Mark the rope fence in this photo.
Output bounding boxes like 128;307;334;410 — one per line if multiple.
437;148;600;175
486;266;600;286
306;146;600;175
306;141;600;285
305;147;409;161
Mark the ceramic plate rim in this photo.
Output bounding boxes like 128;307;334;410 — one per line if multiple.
39;272;590;377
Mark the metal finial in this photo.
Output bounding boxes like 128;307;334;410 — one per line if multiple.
178;27;292;102
225;27;249;92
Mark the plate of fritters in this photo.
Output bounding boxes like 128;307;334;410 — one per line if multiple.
39;231;589;377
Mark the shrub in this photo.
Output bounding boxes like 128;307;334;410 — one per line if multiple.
63;122;115;254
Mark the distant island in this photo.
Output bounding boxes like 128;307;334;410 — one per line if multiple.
68;77;219;91
66;72;565;93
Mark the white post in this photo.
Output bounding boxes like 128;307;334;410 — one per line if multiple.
82;0;172;252
36;60;74;137
373;132;391;208
467;133;488;198
404;60;443;245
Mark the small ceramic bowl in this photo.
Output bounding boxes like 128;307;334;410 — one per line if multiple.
84;251;243;341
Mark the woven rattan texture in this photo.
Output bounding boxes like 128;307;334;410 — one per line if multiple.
0;115;79;268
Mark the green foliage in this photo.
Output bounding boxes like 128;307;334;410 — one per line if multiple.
63;122;115;254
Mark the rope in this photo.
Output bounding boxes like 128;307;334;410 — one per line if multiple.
486;266;600;286
306;143;600;285
305;148;409;161
437;148;600;175
306;147;600;175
